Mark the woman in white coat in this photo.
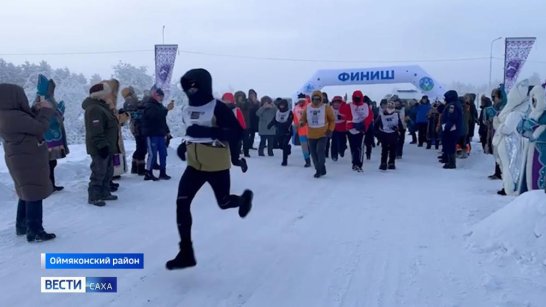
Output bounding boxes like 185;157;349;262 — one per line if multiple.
492;80;531;195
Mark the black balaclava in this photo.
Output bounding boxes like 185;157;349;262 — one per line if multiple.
180;68;214;106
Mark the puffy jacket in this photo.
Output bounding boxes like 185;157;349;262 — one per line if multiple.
140;98;170;137
416;102;431;124
0;84;55;201
82;97;120;156
341;102;369;132
223;93;247;129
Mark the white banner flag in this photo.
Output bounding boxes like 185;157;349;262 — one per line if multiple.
504;37;536;93
154;44;178;98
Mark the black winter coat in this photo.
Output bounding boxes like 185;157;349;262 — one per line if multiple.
268;111;293;137
140;98;170;137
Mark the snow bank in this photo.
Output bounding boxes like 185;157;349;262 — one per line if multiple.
468;190;546;265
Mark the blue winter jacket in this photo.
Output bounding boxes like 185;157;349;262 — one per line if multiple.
416;103;431;124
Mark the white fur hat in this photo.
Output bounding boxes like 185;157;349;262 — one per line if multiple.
89;82;112;100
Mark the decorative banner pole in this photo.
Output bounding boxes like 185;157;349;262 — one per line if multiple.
154;44;178;99
503;37;536;93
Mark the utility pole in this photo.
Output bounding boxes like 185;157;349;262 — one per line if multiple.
162;26;165;44
489;37;503;90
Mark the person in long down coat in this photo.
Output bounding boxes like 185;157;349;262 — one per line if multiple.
0;83;57;242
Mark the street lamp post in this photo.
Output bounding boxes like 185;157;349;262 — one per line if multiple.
489;36;503;90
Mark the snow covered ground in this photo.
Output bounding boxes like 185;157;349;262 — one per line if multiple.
1;140;546;307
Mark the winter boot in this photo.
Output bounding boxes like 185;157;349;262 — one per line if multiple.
153;162;161;170
268;150;274;157
489;164;502;180
366;152;371;160
110;181;119;192
16;226;26;236
88;199;106;207
103;194;118;201
137;161;146;176
27;230;56;243
166;243;197;270
159;169;172;180
320;166;327;176
286;144;292;155
443;154;456;169
238;190;253;218
313;171;322;178
426;144;432;149
144;171;159;181
388;163;396;170
281;154;288;166
131;160;138;174
240;158;249;173
379;163;387;170
304;158;311;168
497;188;507;196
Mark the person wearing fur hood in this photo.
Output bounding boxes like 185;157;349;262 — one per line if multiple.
518;83;546;193
492;80;532;195
299;91;336;178
82;81;121;207
102;79;129;180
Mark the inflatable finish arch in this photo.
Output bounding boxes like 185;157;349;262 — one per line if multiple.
296;65;446;100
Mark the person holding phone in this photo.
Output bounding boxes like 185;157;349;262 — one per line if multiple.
0;84;57;242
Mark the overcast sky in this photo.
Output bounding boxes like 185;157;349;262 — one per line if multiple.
1;0;545;100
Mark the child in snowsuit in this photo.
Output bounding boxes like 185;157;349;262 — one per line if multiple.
268;98;293;166
376;101;404;170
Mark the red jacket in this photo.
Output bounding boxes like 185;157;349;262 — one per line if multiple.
341;102;369;131
332;102;348;132
222;92;247;129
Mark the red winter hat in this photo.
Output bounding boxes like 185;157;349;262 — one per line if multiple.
222;92;235;104
332;96;343;103
352;90;363;100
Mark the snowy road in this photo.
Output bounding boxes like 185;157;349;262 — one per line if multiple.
0;141;543;306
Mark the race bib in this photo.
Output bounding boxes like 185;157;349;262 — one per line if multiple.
276;110;290;123
183;100;215;127
307;105;326;128
351;103;368;122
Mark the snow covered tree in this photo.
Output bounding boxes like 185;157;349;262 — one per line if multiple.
112;62;154;97
89;73;102;86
